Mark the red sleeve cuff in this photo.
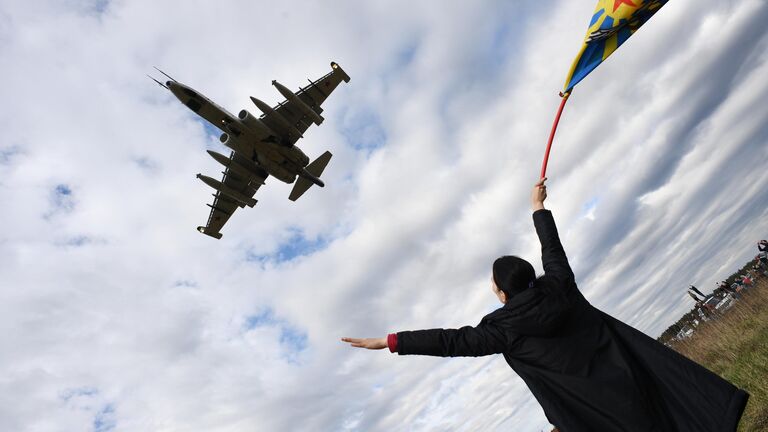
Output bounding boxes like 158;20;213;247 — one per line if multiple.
387;333;398;353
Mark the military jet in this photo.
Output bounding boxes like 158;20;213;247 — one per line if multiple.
149;62;350;239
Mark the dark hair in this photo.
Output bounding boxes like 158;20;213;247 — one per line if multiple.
493;255;536;299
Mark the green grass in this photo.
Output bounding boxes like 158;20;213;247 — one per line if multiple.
671;278;768;431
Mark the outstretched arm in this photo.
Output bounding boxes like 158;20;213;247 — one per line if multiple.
396;324;508;357
341;337;389;350
342;323;508;357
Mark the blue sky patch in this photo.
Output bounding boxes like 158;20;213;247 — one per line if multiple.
275;229;329;261
133;156;160;174
395;40;419;69
339;107;387;153
377;36;421;88
581;197;600;219
60;387;115;431
55;236;107;248
93;403;116;432
0;146;20;165
90;0;110;15
279;326;308;353
60;386;98;402
199;119;222;139
487;24;515;69
245;308;278;328
244;307;308;361
46;184;75;218
174;279;198;288
247;228;330;264
94;0;109;14
55;184;72;197
60;236;93;247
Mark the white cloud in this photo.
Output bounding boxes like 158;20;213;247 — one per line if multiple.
1;0;767;431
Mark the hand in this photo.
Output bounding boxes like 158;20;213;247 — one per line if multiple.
341;337;388;350
532;177;547;211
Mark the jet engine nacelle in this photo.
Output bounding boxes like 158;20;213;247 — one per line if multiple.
219;132;294;184
250;96;304;140
218;132;249;155
238;109;277;137
285;145;310;167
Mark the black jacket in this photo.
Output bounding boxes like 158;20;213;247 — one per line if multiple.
397;210;748;432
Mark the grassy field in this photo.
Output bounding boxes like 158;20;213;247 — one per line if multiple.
670;277;768;431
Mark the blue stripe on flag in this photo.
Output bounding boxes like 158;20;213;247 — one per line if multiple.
600;16;615;30
590;9;605;27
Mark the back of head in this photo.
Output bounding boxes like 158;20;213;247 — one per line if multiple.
493;256;536;299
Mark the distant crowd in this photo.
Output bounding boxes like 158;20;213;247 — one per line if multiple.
685;239;767;324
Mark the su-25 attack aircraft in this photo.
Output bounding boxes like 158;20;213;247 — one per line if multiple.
149;62;350;239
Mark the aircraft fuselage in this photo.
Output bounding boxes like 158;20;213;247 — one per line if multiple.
167;80;308;184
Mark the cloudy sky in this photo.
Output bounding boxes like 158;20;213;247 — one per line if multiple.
1;0;767;430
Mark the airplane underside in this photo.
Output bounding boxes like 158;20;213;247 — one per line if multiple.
149;61;350;239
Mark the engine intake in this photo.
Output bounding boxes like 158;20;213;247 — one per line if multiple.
238;109;276;137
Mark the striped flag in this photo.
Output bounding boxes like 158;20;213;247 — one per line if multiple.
563;0;669;93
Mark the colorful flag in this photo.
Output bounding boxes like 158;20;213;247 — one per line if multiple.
563;0;669;93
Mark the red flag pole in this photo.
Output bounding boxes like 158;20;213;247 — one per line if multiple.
539;91;571;179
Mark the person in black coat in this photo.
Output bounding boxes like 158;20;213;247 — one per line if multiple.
342;178;749;432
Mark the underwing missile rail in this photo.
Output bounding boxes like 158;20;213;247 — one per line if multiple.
196;174;256;208
272;80;324;125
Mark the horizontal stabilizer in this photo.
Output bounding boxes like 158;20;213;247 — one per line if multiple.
289;151;332;201
306;150;332;178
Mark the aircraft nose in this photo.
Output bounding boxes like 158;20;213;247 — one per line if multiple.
166;81;173;87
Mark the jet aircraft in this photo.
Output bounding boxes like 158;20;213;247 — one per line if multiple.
149;62;350;239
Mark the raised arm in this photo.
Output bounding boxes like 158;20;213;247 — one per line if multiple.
531;178;574;284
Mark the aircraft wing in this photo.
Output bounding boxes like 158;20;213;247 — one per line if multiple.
261;62;351;146
197;152;268;239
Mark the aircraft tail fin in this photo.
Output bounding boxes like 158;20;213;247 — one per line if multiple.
289;151;332;201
